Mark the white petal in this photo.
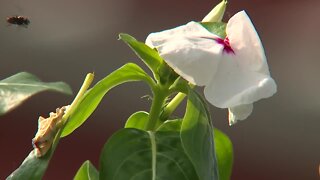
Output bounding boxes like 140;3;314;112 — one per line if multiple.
228;104;253;125
146;22;223;85
146;21;217;48
227;10;270;74
204;11;277;108
204;55;277;108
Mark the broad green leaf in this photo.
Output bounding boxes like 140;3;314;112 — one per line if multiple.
214;128;233;180
124;111;149;130
180;89;219;180
61;63;153;137
7;128;63;180
99;128;198;180
74;160;99;180
158;119;233;179
0;72;72;116
200;22;227;39
119;33;163;80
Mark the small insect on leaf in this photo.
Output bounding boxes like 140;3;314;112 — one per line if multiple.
6;16;30;27
32;106;67;157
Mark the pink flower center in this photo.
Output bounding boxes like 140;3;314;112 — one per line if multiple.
215;37;235;54
200;36;235;55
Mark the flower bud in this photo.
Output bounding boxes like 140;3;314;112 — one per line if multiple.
202;0;227;22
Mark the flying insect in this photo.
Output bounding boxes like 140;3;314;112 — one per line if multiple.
6;16;30;27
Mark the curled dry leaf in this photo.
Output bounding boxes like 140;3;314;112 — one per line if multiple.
32;106;67;157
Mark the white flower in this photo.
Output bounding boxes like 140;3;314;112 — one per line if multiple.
146;11;277;125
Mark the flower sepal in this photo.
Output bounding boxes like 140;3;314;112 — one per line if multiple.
200;21;227;38
157;61;179;86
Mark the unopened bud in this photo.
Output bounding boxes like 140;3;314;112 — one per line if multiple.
202;0;227;22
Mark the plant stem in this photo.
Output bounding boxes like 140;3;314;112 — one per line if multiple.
160;84;194;120
145;87;167;131
161;92;186;120
52;73;94;156
62;73;94;122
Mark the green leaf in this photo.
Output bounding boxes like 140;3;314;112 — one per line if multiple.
61;63;153;137
157;119;182;132
214;128;233;180
124;111;163;131
0;72;72;116
180;88;219;180
200;22;227;39
158;119;234;179
119;33;163;81
99;128;198;180
157;119;233;179
74;160;99;180
124;111;149;130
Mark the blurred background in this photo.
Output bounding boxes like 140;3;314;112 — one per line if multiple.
0;0;319;179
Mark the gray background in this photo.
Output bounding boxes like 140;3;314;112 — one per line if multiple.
0;0;319;179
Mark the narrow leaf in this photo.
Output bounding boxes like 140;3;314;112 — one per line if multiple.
99;128;198;180
119;33;163;80
214;128;233;180
61;63;153;137
180;89;219;180
0;72;72;116
74;160;99;180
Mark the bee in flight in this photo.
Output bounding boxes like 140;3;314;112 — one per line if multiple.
6;16;30;27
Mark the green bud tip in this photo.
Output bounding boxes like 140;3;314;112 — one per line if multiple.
202;0;227;23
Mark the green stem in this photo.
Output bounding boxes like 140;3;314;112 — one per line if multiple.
145;87;168;131
62;73;94;123
161;92;186;120
52;73;94;156
160;84;194;120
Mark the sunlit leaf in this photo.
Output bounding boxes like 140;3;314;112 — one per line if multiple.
61;63;153;137
180;88;219;180
214;128;233;180
74;160;99;180
0;72;72;116
99;128;198;180
119;33;163;81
